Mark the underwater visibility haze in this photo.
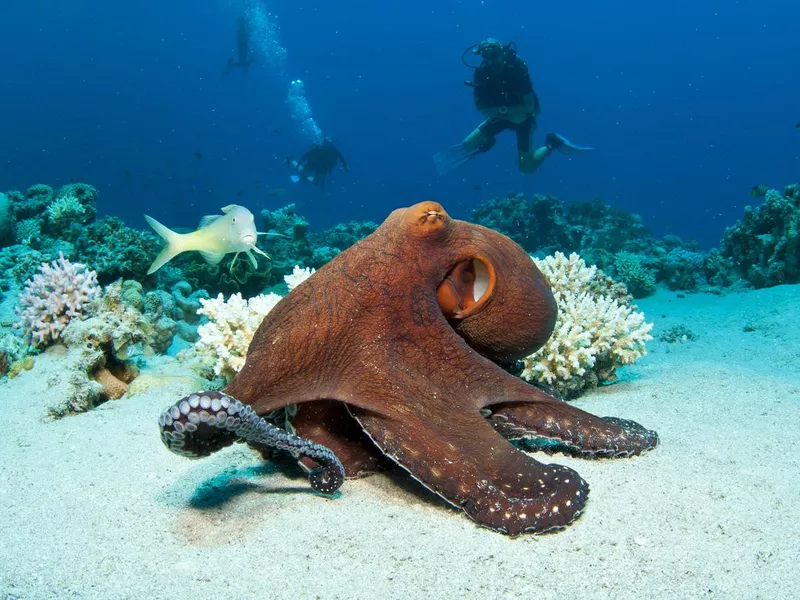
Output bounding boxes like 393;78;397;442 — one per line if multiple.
0;1;798;599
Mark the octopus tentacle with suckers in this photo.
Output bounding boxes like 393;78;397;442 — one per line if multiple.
159;201;658;535
159;391;344;495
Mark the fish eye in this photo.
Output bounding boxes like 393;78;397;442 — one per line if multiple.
232;217;237;223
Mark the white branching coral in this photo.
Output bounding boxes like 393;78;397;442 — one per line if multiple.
14;252;101;348
195;292;283;379
194;265;317;379
285;264;315;290
521;252;653;398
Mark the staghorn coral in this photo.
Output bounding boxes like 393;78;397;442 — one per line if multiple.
521;252;653;398
14;253;101;347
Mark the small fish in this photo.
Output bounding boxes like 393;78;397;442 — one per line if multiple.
750;184;769;198
194;152;203;160
144;204;270;275
268;188;286;196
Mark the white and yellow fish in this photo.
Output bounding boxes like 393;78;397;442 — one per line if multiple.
144;204;270;275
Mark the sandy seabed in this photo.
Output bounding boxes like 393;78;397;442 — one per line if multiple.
1;285;798;600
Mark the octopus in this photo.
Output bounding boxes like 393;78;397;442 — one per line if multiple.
159;201;658;535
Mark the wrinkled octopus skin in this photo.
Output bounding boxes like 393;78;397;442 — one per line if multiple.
159;201;659;535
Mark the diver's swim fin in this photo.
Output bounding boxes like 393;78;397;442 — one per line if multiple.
433;143;481;176
546;133;594;155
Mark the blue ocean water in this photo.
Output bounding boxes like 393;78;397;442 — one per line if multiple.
2;0;797;247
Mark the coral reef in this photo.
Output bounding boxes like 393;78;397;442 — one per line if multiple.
260;204;313;276
43;184;97;236
13;273;211;414
720;184;800;288
1;183;159;286
7;184;54;222
14;253;101;347
472;193;653;258
658;240;707;291
115;279;208;353
471;192;709;295
177;252;273;298
53;282;149;416
612;251;657;298
0;246;48;284
307;220;378;268
521;252;653;398
175;204;374;298
702;249;740;288
71;216;161;284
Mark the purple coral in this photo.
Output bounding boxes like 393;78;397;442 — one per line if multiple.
14;252;101;347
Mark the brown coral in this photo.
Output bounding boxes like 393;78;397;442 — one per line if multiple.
92;360;140;400
93;367;128;400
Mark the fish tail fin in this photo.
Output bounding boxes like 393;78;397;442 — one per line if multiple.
145;215;185;274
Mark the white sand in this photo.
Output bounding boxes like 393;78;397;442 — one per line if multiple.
1;285;798;600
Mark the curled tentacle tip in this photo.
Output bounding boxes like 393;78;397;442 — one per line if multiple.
308;466;345;496
160;391;347;496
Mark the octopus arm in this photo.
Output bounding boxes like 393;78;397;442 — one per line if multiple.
348;405;589;535
487;400;659;458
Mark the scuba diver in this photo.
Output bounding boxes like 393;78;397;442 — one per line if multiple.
224;15;256;73
434;39;593;175
286;139;349;188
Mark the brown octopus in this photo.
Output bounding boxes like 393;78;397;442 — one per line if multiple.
159;201;658;535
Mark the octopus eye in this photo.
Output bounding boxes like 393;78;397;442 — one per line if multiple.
436;257;496;320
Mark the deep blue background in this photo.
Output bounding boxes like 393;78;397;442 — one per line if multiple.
1;0;797;247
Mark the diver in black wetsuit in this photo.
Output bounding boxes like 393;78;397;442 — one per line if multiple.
286;139;349;188
434;39;592;175
225;15;256;72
